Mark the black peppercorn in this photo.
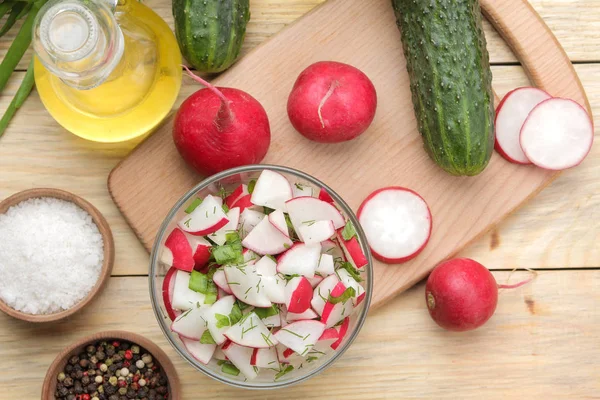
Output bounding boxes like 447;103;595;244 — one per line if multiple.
96;351;106;361
74;381;83;394
69;356;79;365
75;370;84;380
109;395;119;400
87;383;97;392
67;395;76;400
82;375;90;385
58;386;69;396
63;377;74;388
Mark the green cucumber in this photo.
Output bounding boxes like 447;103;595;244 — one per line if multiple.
392;0;494;176
173;0;250;73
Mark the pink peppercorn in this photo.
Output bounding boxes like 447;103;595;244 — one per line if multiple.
124;350;133;360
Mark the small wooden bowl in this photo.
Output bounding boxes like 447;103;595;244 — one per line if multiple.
0;188;114;323
42;331;181;400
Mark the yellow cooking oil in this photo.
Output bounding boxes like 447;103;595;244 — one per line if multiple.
33;0;182;142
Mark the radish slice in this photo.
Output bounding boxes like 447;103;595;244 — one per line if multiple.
358;187;432;263
180;336;216;365
179;194;229;236
495;87;552;164
210;207;241;245
162;267;179;321
520;98;594;170
250;170;293;210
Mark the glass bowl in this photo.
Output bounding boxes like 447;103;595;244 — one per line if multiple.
149;165;373;389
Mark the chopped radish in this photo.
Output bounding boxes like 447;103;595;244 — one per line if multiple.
250;170;293;210
268;209;290;237
321;282;353;328
185;234;212;270
217;287;228;299
242;249;259;264
307;274;324;288
285;276;314;313
225;184;248;208
292;183;313;198
358;187;432;263
311;275;340;315
495;87;551;164
336;268;365;306
286;197;345;239
298;220;335;245
164;228;194;272
285;307;318;321
171;306;207;339
209;207;241;245
213;346;227;361
311;328;339;355
262;275;286;304
171;270;206;310
336;229;368;269
239;209;265;238
212;269;232;294
224;312;278;348
231;194;254;212
160;247;174;267
273;320;326;356
224;264;271;307
204;295;236;345
321;239;345;262
221;342;258;380
520;98;593;170
261;312;282;328
255;255;277;276
331;317;350;350
316;253;335;276
251;347;279;368
276;243;321;277
162;267;179;321
180;336;216;365
179;195;229;236
242;215;293;255
318;188;334;203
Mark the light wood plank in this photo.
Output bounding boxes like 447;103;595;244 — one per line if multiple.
0;63;598;276
1;0;600;71
0;271;597;398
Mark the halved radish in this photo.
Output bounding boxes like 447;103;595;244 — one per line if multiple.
495;87;552;164
224;264;272;307
277;243;321;277
225;184;248;208
179;195;229;236
224;312;279;348
520;98;593;170
221;342;258;380
336;229;368;269
321;239;345;262
180;336;216;364
316;253;335;276
242;215;293;255
311;274;340;315
171;306;207;340
171;270;206;310
285;276;314;313
318;188;334;203
204;295;236;345
292;182;313;198
251;347;279;368
358;187;432;264
212;268;232;294
268;209;289;237
164;228;194;272
273;320;326;356
298;220;335;245
286;197;345;239
250;170;293;210
331;317;350;350
239;209;265;238
210;207;241;245
162;267;179;321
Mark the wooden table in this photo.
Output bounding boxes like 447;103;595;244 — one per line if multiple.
1;1;598;398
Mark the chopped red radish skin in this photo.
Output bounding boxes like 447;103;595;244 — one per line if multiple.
286;197;346;240
251;347;279;368
273;320;326;356
277;243;321;277
321;282;353;328
224;264;272;307
495;87;552;164
204;295;236;345
307;274;324;288
321;239;345;262
209;207;241;246
285;307;318;321
520;98;594;170
239;209;265;238
180;336;216;365
171;306;207;340
250;170;293;210
311;275;340;315
268;209;290;237
316;254;335;276
298;220;335;245
212;268;232;294
357;187;432;264
185;234;212;270
224;312;279;348
231;194;254;212
225;184;248;208
285;276;314;313
162;267;179;321
336;229;368;269
171;270;206;310
242;215;293;255
221;342;258;380
331;317;350;350
179;195;229;236
318;188;335;203
164;228;194;272
292;182;313;198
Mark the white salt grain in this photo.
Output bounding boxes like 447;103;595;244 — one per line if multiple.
0;197;104;314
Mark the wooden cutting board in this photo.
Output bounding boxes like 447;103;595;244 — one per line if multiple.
108;0;591;309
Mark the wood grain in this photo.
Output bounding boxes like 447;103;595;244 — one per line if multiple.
107;0;590;309
0;272;597;399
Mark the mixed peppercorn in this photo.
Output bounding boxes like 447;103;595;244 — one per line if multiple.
55;340;169;400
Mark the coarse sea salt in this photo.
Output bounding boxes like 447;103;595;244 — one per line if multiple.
0;197;104;314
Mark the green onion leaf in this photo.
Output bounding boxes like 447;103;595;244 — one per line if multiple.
221;362;240;376
254;305;279;319
222;204;230;213
341;221;357;241
236;300;251;311
200;330;216;344
215;313;231;329
229;303;243;325
328;287;356;304
274;365;294;381
339;261;363;282
185;198;202;214
263;206;275;215
248;179;257;194
188;270;218;304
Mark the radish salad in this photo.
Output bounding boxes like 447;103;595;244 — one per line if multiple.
159;170;368;381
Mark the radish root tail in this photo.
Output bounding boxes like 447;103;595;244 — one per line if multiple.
182;65;232;127
318;80;340;128
497;268;538;290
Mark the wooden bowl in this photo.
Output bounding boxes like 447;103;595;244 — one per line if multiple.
42;331;181;400
0;188;115;322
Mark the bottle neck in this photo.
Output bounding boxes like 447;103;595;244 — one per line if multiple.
33;0;124;90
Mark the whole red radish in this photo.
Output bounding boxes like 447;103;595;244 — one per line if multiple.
287;61;377;143
174;67;271;176
426;258;498;332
